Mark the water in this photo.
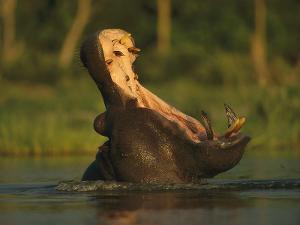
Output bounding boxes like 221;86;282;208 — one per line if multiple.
0;152;299;225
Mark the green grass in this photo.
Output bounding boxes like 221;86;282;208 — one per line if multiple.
0;77;299;156
0;78;106;156
148;79;300;155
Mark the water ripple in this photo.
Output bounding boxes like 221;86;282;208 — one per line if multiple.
56;178;300;192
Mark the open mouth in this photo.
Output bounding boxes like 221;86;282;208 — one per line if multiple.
81;29;247;145
80;28;251;182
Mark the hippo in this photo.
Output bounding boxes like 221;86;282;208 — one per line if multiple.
80;29;250;184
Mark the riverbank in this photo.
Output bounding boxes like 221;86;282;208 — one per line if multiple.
0;78;299;156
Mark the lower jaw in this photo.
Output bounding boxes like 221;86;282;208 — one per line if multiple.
218;133;251;149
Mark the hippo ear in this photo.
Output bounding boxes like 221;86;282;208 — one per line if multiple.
107;107;249;183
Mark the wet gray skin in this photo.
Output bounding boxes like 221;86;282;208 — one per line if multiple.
80;29;250;184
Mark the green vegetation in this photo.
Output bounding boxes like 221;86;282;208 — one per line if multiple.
1;0;300;84
0;0;299;155
0;77;299;156
150;80;300;154
0;78;106;156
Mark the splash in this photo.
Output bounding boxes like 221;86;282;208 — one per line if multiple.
56;179;300;192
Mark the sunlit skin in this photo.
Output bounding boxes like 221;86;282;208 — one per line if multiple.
80;29;250;184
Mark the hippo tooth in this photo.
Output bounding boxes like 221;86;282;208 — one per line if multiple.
200;110;214;140
112;39;119;45
113;51;125;56
224;104;246;138
225;117;246;138
128;47;141;54
119;34;132;46
224;103;238;128
105;59;113;65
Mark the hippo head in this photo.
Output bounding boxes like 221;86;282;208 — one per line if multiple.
80;29;250;184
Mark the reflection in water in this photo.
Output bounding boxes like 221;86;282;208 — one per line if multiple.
89;191;300;225
1;185;299;225
0;154;299;225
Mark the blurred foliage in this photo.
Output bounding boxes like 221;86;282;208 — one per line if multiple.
0;0;300;155
0;0;299;83
0;78;106;155
0;78;299;156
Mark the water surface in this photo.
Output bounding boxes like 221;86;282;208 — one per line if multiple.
0;152;299;225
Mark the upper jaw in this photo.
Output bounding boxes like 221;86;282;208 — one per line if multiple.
80;29;137;109
81;29;206;142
